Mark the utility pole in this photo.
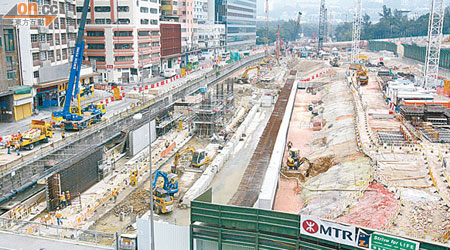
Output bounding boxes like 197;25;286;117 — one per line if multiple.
351;0;362;65
318;0;326;52
424;0;445;88
265;0;269;57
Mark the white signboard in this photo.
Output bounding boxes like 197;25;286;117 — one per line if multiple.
300;215;357;247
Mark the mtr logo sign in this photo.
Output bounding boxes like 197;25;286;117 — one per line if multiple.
300;216;357;247
3;2;58;26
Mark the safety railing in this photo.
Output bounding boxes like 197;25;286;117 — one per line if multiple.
0;217;115;246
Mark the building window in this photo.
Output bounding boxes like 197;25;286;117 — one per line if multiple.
118;6;129;12
33;71;39;78
87;31;105;37
138;31;150;36
89;56;105;62
76;6;91;12
87;43;105;49
115;56;133;62
141;19;149;24
40;51;47;60
117;19;130;24
151;53;159;58
94;6;111;12
114;31;132;37
139;42;150;48
48;50;54;59
39;34;46;42
46;34;53;42
182;11;186;14
152;42;159;46
150;8;158;14
86;19;91;24
114;43;132;49
150;19;158;25
151;31;159;36
3;29;14;51
32;53;39;61
7;72;16;80
140;7;148;13
95;19;111;24
31;34;38;43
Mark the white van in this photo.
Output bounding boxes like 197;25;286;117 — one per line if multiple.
163;68;176;78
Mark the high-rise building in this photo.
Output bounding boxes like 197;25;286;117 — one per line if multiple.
179;0;198;53
160;22;182;72
78;0;161;84
215;0;256;51
0;0;97;113
198;23;225;60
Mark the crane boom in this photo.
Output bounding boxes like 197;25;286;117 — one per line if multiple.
424;0;445;88
52;0;90;121
351;0;362;65
318;0;326;52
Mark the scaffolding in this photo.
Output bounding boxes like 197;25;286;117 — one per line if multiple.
192;80;235;137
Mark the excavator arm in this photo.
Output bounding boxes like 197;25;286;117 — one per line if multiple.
173;147;195;170
298;157;313;177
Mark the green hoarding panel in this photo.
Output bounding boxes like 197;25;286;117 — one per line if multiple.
370;233;419;250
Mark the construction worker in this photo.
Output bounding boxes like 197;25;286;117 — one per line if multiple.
15;144;20;156
165;140;170;148
61;132;65;139
65;191;71;206
17;130;22;141
112;188;118;203
287;141;293;150
55;208;63;226
6;141;11;154
60;193;66;208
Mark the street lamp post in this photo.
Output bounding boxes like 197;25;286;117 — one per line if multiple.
133;113;155;250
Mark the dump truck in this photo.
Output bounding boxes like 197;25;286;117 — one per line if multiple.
11;120;53;150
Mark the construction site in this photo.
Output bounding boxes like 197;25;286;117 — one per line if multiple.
3;0;450;249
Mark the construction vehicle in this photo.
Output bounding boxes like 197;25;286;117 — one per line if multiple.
171;147;211;174
357;66;369;85
51;0;106;131
286;148;313;177
130;169;138;187
237;65;260;84
10;120;53;150
330;57;339;67
152;171;179;214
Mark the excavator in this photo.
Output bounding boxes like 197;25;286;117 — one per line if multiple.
151;171;179;214
171;147;211;174
356;66;369;85
286;147;313;177
237;65;260;84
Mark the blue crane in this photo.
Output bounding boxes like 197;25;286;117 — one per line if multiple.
152;171;179;195
51;0;105;131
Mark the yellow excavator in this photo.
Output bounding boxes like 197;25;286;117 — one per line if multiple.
356;66;369;85
237;65;260;84
286;148;313;177
171;147;211;174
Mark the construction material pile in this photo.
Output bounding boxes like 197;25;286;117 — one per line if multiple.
298;80;372;218
336;182;399;230
112;189;150;218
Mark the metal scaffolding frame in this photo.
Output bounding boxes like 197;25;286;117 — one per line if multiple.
192;80;234;137
351;0;362;64
424;0;445;88
318;0;326;52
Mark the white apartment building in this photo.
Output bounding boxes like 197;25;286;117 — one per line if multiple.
198;23;225;60
77;0;161;84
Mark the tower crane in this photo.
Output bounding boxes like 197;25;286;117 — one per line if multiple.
351;0;362;66
265;0;269;57
318;0;326;52
424;0;445;88
296;11;303;39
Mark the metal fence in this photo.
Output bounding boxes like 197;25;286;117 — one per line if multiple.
0;217;115;247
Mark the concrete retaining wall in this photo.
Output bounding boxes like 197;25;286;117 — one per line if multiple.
181;102;260;207
254;77;298;209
